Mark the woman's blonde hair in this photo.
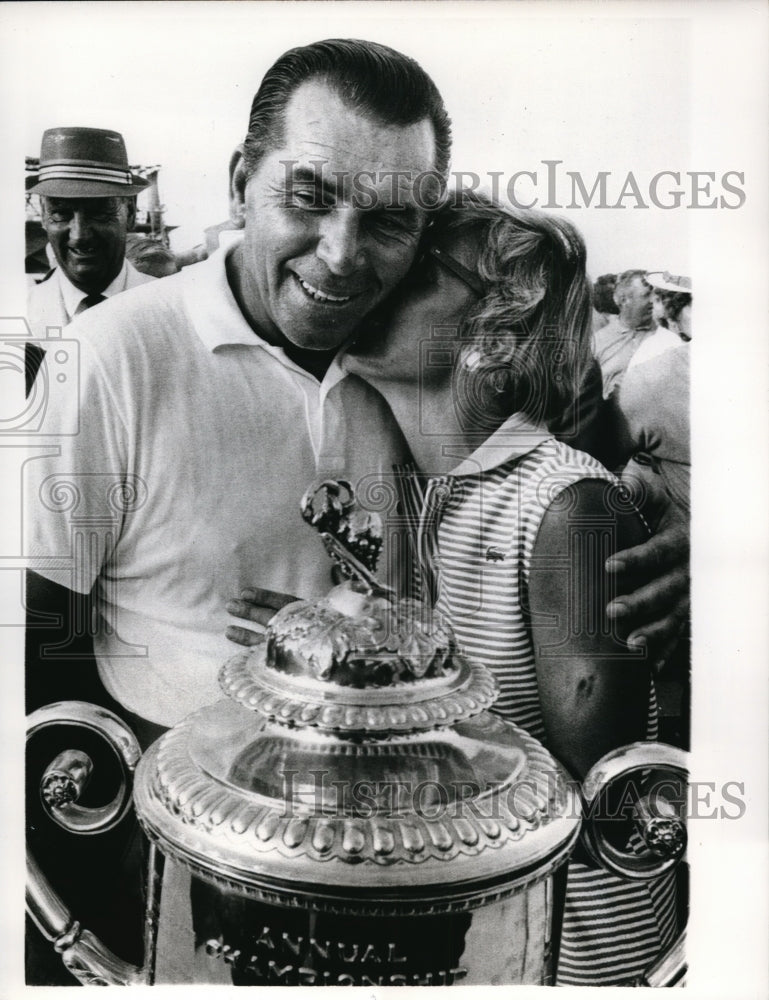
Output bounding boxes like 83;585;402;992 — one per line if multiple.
429;193;593;431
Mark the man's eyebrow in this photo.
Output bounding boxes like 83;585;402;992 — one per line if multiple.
374;201;424;229
285;164;425;219
286;164;338;195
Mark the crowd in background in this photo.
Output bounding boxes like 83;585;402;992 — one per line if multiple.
591;267;691;748
591;267;691;518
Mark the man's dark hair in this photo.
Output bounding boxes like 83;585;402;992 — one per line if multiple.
242;38;452;183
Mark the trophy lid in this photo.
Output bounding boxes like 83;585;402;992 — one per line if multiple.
133;482;581;914
223;479;500;734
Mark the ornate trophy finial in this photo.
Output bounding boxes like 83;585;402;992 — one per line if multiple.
300;480;393;598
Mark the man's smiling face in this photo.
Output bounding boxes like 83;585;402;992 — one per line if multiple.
41;196;134;294
229;79;438;353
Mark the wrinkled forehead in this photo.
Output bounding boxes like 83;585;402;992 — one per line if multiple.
276;80;440;209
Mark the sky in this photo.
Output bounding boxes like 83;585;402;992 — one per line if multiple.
1;3;768;997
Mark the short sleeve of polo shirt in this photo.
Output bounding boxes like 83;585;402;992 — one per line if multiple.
24;331;128;595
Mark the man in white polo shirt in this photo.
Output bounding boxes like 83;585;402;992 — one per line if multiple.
25;43;450;981
25;39;449;734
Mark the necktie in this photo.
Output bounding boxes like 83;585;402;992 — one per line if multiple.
25;343;46;398
74;293;106;315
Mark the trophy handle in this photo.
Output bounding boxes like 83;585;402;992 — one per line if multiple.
580;740;688;880
580;742;688;989
638;928;687;987
26;701;145;985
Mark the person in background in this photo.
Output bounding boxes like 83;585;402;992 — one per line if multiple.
24;134;159;976
591;272;618;332
650;271;691;340
608;272;692;748
26;127;154;394
591;268;653;398
125;235;180;278
612;274;692;528
627;271;691;372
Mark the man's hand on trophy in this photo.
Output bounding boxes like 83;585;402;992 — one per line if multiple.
226;587;299;646
605;507;690;672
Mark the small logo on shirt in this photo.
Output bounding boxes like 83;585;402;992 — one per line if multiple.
485;546;505;563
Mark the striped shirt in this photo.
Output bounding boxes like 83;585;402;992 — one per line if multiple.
397;430;678;986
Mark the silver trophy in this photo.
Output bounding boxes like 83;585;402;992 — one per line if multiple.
27;480;687;986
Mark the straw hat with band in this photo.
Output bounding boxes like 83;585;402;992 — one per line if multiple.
27;127;148;198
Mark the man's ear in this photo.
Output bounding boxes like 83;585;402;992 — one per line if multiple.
229;145;248;227
125;197;137;231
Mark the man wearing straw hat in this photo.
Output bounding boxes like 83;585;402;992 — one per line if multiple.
24;133;157;981
26;127;155;390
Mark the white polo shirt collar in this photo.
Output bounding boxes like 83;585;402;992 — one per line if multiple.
447;412;551;476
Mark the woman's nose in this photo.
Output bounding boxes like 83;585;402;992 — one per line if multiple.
316;210;364;276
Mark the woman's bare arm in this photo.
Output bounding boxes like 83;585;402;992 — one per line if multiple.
528;479;651;779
